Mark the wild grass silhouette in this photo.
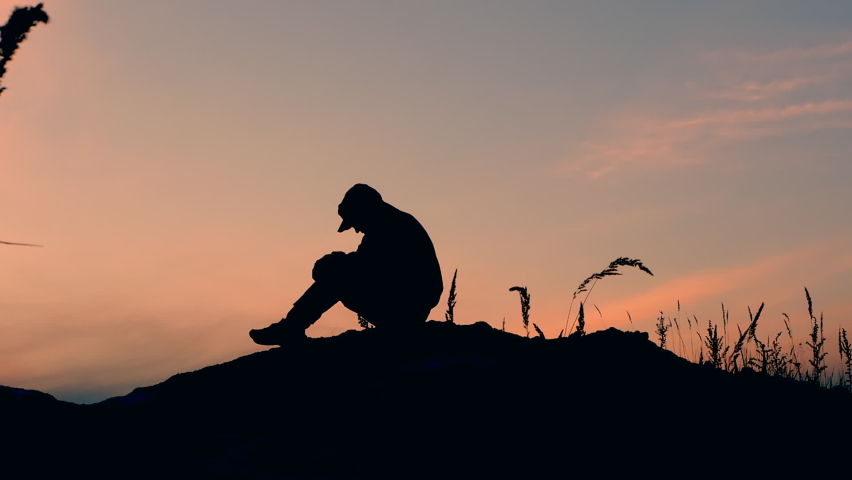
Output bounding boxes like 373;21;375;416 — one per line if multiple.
805;287;828;385
445;269;457;324
840;327;852;389
489;257;850;392
652;288;850;391
508;285;530;338
569;302;585;338
564;257;653;337
703;318;727;369
655;310;670;350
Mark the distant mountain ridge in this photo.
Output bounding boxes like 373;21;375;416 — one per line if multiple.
2;321;849;478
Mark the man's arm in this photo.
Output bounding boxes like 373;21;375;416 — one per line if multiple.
312;251;348;282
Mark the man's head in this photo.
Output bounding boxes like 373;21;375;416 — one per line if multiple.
337;184;384;233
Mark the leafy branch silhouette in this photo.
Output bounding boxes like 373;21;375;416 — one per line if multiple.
0;3;49;97
0;5;50;246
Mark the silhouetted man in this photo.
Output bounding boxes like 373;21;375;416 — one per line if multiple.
250;184;443;345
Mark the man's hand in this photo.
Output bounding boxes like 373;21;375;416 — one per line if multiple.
312;251;347;282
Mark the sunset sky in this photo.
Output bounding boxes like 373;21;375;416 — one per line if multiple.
2;1;851;403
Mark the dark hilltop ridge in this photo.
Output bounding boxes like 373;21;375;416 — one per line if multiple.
3;321;850;478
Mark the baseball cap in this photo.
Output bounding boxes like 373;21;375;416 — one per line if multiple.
337;184;383;232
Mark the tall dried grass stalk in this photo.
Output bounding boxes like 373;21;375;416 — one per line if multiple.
656;311;670;350
445;269;458;323
782;313;803;380
703;320;728;369
839;327;852;391
570;303;585;337
729;303;764;372
804;288;827;385
509;286;531;338
564;257;653;335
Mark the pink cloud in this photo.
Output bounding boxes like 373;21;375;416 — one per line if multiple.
561;115;707;178
669;100;852;127
587;165;616;179
560;36;852;178
563;96;852;178
704;40;852;63
707;75;834;102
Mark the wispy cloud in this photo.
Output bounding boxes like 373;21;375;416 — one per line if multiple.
669;99;852;127
587;165;616;179
706;75;834;102
706;40;852;63
563;37;852;179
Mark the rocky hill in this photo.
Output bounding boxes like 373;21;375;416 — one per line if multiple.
2;321;849;478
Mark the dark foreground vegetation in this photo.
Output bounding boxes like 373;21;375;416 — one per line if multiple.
2;321;850;479
508;258;852;390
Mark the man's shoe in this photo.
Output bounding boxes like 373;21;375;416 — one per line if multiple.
249;320;307;346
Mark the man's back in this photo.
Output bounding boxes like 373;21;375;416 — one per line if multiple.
351;203;443;312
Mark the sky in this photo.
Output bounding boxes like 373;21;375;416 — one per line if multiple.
1;1;851;403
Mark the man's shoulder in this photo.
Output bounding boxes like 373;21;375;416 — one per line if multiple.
388;207;428;233
392;207;418;223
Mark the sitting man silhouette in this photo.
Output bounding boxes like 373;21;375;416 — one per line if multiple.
250;184;443;345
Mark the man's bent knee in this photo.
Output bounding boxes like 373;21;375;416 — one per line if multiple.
312;251;349;282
